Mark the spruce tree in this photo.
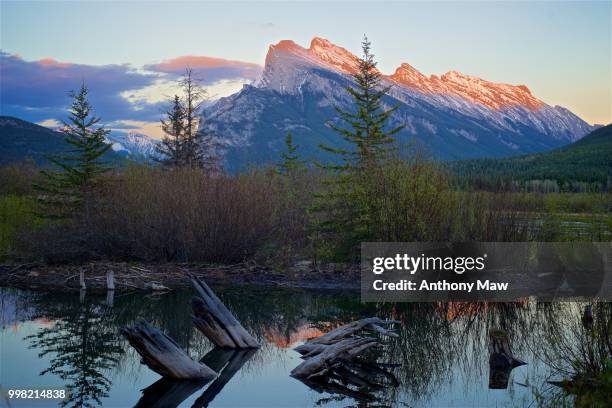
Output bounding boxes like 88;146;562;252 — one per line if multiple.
155;95;185;166
180;68;220;172
35;83;112;218
320;36;403;170
276;132;305;176
315;36;403;258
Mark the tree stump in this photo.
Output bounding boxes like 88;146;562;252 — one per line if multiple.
488;329;526;389
189;273;259;349
121;320;217;380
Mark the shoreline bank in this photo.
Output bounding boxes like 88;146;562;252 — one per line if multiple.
0;261;361;292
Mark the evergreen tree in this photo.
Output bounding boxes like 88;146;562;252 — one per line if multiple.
155;95;185;166
35;83;112;218
320;36;403;171
315;36;404;258
276;132;305;176
179;68;220;172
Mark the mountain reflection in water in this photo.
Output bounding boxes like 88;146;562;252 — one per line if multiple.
0;287;609;407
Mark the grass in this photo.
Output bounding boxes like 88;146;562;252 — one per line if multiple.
0;195;40;260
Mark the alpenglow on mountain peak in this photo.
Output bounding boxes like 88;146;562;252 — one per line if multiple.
204;36;596;172
261;37;544;111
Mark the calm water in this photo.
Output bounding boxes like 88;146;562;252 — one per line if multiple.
0;286;606;407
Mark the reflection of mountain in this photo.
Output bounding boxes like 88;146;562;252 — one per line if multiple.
202;37;596;172
263;323;324;348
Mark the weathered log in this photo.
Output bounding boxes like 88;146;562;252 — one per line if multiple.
488;329;526;389
294;317;398;356
291;317;401;405
291;337;378;379
189;273;260;349
120;320;217;380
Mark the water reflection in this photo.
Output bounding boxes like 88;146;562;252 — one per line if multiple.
1;287;610;407
23;296;123;407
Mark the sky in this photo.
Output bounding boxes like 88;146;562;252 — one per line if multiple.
1;0;610;139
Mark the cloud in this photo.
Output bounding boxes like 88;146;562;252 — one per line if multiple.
120;77;251;107
0;51;260;138
0;52;159;124
36;118;62;128
145;56;262;82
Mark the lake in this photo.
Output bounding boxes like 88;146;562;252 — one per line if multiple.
0;287;605;407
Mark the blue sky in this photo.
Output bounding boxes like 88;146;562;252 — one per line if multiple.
1;0;610;135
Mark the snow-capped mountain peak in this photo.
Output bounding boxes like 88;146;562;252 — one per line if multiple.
203;36;596;172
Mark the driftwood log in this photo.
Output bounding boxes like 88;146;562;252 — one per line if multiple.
294;317;399;356
189;273;260;349
488;329;526;389
291;317;400;403
121;320;217;380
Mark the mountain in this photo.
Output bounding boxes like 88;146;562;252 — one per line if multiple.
202;37;596;172
108;131;160;161
448;124;612;188
0;116;125;165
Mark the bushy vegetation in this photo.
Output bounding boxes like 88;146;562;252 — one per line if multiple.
2;158;609;264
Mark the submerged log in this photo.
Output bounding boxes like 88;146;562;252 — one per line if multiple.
488;329;526;389
294;317;398;356
121;320;217;380
292;317;399;380
291;317;401;405
291;337;378;379
189;273;260;349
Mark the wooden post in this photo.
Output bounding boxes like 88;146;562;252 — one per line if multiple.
189;273;260;349
106;269;115;291
121;320;217;380
106;290;114;307
488;330;526;389
79;269;86;290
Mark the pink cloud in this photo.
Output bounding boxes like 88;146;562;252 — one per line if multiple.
38;57;72;68
152;55;261;72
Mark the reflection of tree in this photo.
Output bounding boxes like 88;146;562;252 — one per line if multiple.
13;286;610;407
529;302;612;406
25;299;123;407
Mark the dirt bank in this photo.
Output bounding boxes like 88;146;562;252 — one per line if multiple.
0;261;360;292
